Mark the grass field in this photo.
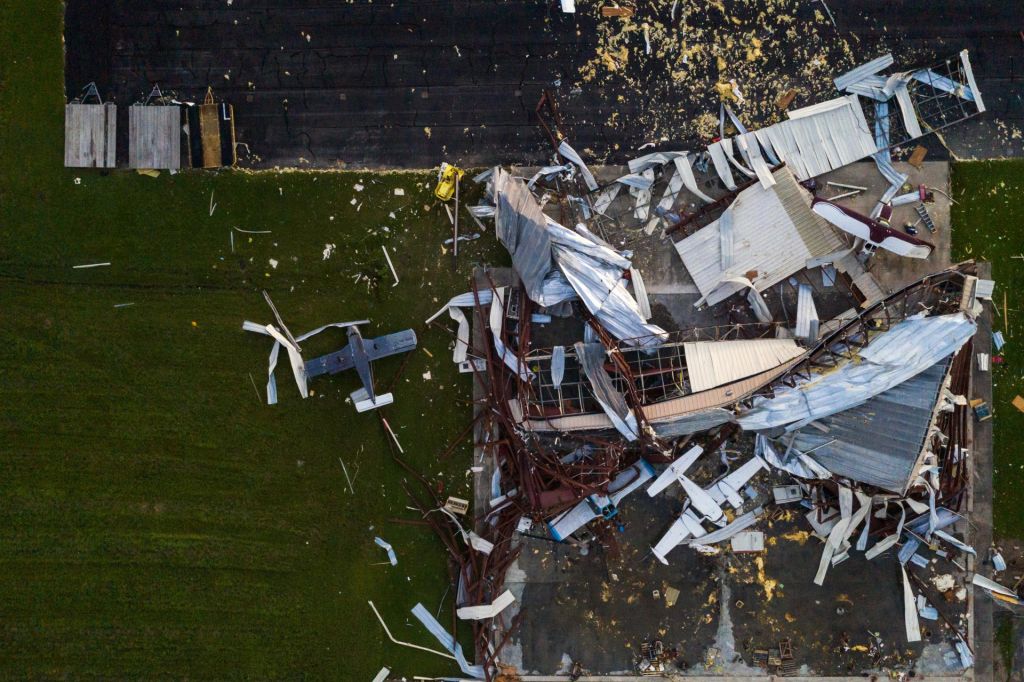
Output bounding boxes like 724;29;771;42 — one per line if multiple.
2;0;1023;679
951;160;1024;540
0;1;506;678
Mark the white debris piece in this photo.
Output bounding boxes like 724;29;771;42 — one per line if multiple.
456;590;516;620
902;566;922;642
374;537;398;566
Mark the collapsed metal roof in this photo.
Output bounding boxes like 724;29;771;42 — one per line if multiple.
490;167;666;345
674;165;847;307
737;312;976;432
783;357;953;493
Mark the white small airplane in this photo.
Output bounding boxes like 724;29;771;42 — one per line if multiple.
648;454;769;564
707;457;768;510
547;459;655;542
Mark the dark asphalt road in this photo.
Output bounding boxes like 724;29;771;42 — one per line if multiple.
65;1;1024;168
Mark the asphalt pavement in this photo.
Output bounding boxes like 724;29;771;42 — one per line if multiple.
65;1;1023;168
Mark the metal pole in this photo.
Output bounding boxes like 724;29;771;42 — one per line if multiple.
452;175;461;270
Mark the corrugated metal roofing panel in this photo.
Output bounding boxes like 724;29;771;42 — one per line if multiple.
727;97;877;182
684;339;803;392
834;54;895;92
795;284;819;340
789;358;951;492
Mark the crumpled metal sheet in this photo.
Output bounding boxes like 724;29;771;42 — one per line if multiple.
738;312;977;432
411;603;485;678
492;167;556;305
574;341;639;441
491;168;667;346
557;139;598;191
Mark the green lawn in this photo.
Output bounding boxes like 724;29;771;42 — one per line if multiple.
3;0;1023;679
0;2;504;678
951;160;1024;540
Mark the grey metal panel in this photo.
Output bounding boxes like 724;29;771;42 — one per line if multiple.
789;359;951;492
128;105;181;169
650;408;735;438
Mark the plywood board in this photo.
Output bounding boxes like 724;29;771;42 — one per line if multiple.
128;105;181;169
64;103;116;168
199;103;222;168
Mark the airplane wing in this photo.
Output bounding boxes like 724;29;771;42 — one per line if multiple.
548;498;598;542
680;510;708;538
304;345;354;379
680;475;724;524
708;456;768;509
812;200;873;241
364;329;418;361
652;507;712;564
652;517;691;565
877;235;932;259
647;446;704;497
812;199;933;259
608;459;655;506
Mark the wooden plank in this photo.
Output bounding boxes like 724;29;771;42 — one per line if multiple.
908;145;928;168
601;5;633;17
776;88;797;110
199;103;222;168
128;105;181;169
103;103;117;167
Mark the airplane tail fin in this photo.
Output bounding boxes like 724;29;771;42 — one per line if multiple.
351;388;394;413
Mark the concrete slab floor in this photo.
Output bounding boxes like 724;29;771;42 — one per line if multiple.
480;161;980;679
813;160;954;294
501;463;971;676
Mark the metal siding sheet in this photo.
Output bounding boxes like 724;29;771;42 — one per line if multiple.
796;284;819;339
960;50;986;113
707;141;737;190
684;339;803;392
894;84;925;139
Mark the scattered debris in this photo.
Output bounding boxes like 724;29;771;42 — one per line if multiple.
381;245;400;286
